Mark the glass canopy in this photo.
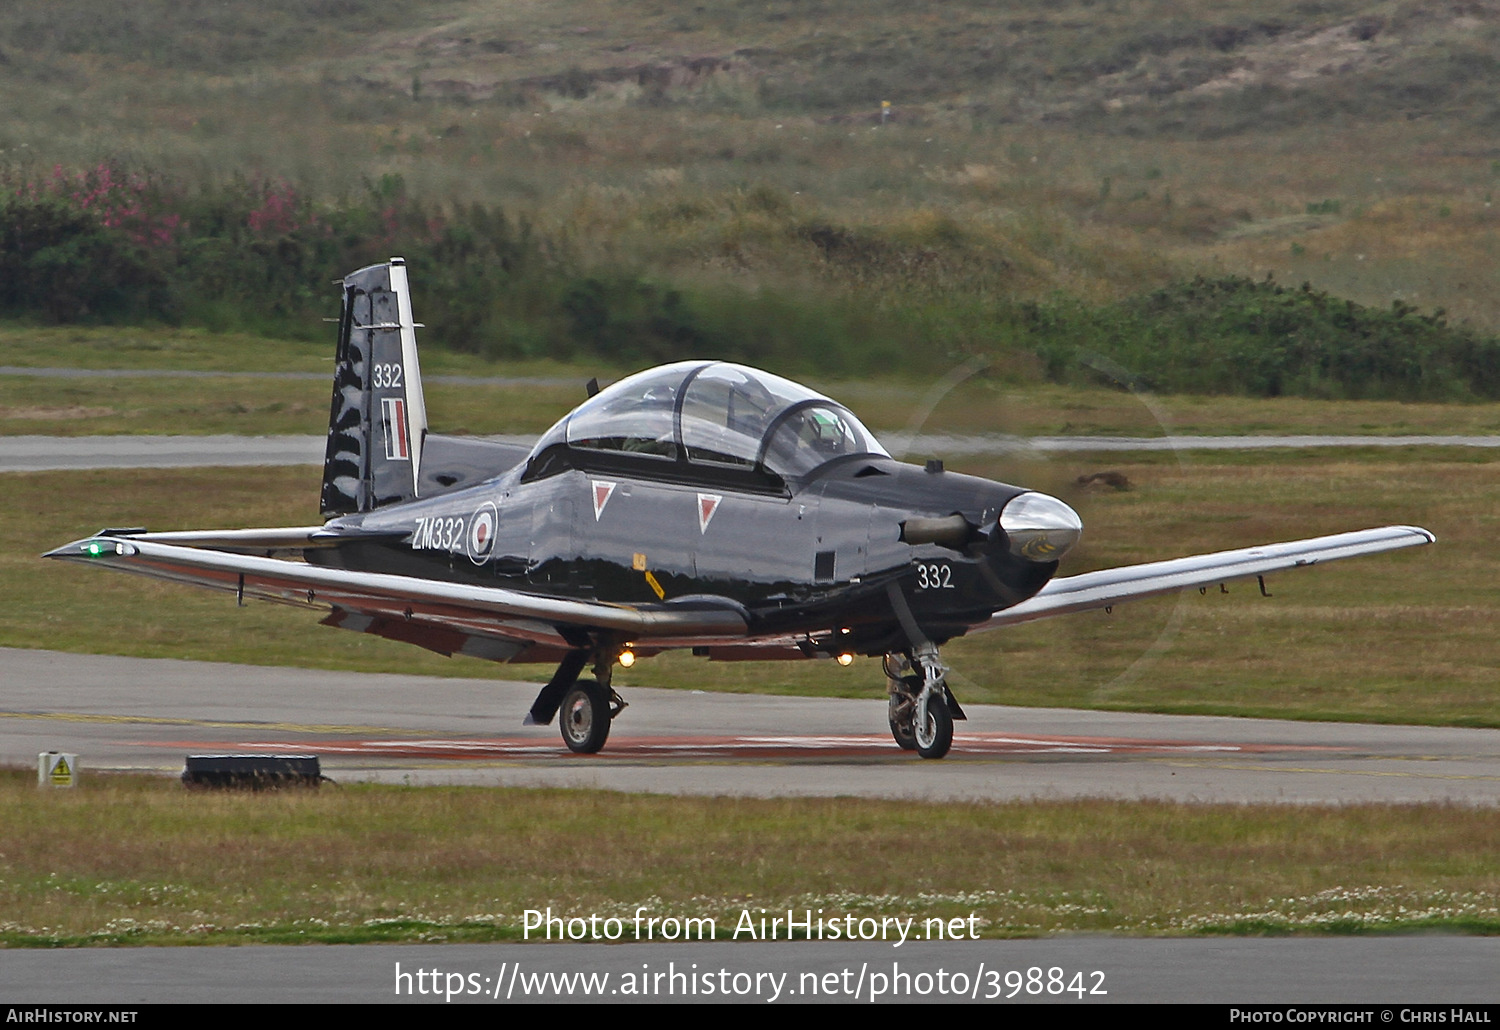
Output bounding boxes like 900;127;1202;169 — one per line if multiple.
529;361;888;479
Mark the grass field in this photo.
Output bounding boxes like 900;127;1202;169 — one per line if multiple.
8;321;1500;438
9;374;1500;439
1;770;1496;946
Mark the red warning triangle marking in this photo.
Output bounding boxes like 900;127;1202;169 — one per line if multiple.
698;493;722;534
592;480;617;521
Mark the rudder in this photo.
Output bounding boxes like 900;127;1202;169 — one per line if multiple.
320;257;430;518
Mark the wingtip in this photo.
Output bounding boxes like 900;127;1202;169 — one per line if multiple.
42;538;90;560
42;537;139;561
1399;525;1437;545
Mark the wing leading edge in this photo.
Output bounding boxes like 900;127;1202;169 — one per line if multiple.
981;525;1434;630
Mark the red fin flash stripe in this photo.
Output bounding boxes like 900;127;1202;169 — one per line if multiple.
382;397;410;461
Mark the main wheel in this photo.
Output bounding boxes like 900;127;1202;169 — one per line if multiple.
560;679;611;754
887;682;917;750
913;694;953;759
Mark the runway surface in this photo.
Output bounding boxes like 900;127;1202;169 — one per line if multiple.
7;432;1500;471
4;648;1497;804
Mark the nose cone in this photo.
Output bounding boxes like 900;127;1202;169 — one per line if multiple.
999;491;1082;562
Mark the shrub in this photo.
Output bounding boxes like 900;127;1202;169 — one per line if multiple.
1028;276;1500;401
4;164;1497;400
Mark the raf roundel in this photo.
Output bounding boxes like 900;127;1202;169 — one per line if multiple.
467;502;498;564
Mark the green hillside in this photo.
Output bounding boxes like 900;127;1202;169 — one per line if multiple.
1;0;1496;391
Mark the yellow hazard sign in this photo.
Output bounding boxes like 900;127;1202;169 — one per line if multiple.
39;751;78;788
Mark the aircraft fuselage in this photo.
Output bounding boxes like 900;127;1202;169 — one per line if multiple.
313;450;1061;655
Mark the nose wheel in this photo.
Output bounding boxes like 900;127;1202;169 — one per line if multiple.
885;650;955;759
913;692;953;758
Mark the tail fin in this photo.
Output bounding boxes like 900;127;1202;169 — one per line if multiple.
320;257;430;518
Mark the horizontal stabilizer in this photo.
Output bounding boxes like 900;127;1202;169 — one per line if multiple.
418;434;531;496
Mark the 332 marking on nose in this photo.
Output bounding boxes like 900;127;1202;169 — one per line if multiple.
915;562;953;589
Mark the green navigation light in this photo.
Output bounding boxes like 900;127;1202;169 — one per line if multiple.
81;539;135;557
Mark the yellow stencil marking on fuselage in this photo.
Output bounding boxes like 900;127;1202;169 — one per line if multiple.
643;570;665;599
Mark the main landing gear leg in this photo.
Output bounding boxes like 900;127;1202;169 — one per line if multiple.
557;652;630;755
525;649;628;754
590;653;628;721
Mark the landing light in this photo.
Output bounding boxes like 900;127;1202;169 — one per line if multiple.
618;650;636;668
836;653;854;666
83;540;135;557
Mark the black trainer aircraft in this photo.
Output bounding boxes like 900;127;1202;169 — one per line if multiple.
47;259;1435;758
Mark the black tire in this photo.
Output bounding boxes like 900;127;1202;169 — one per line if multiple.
560;679;611;754
914;695;953;759
887;685;917;750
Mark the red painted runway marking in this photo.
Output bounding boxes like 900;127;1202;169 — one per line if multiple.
141;732;1339;761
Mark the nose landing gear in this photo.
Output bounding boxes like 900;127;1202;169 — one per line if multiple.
884;648;958;759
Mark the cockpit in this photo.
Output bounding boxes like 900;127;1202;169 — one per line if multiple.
524;361;889;485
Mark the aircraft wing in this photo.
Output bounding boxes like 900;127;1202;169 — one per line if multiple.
980;525;1434;629
44;536;750;659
